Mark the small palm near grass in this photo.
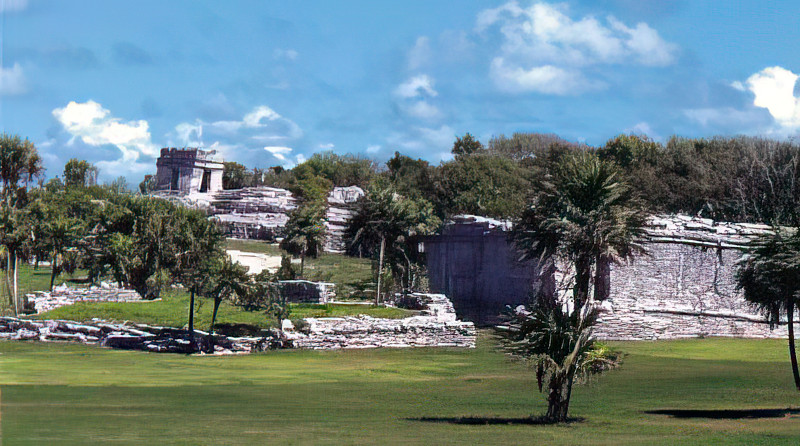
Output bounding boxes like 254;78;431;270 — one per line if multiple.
497;305;621;423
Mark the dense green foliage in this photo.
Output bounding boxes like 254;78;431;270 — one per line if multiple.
3;337;800;444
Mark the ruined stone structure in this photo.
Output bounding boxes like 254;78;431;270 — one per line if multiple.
425;214;799;340
155;148;223;194
423;215;543;325
1;294;475;353
26;284;142;314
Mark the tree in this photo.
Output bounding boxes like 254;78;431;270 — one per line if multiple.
204;257;250;337
514;152;647;312
498;305;617;422
63;158;98;187
737;230;800;390
0;134;43;314
451;133;484;157
223;162;250;189
42;214;82;290
346;185;440;303
139;175;157;195
280;202;327;277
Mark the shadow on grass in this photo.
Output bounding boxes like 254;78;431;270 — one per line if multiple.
409;416;584;425
646;408;800;419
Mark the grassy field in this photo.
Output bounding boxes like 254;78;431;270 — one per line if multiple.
31;289;413;332
224;239;375;299
2;335;800;445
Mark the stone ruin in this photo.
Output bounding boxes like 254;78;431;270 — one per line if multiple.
26;284;142;314
425;213;799;341
287;293;476;349
0;293;475;354
155;148;224;194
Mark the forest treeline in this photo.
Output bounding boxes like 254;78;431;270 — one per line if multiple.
215;132;800;226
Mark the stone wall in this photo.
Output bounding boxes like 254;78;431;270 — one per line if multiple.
288;293;476;349
595;241;795;340
424;215;543;326
27;285;142;314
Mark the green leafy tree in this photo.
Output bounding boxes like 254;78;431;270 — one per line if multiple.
223;161;250;189
280;202;327;277
42;214;83;290
451;132;484;157
515;152;647;312
139;175;157;195
737;230;800;390
346;185;440;303
204;257;250;336
63;158;99;187
498;306;617;422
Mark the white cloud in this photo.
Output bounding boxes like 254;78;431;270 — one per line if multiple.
408;36;432;70
403;101;442;120
744;66;800;128
0;63;27;95
366;145;381;154
0;0;27;12
477;1;677;94
274;49;299;61
52;100;157;175
318;143;335;150
683;107;766;130
490;58;600;95
395;75;438;98
243;105;282;127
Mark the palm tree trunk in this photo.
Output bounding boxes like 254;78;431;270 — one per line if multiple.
50;256;58;291
300;252;305;278
207;297;222;353
376;236;385;306
188;288;195;340
787;297;800;391
13;253;19;317
574;256;592;313
5;254;13;309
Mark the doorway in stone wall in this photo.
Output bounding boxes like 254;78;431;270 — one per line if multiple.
170;168;180;191
200;170;211;193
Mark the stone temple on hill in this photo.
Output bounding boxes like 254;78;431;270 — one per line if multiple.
155;148;224;194
150;148;363;252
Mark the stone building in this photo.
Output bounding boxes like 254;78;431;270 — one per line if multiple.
155;148;224;194
425;214;798;339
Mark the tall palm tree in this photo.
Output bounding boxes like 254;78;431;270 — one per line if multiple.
738;230;800;390
280;202;327;277
514;152;647;312
43;215;82;290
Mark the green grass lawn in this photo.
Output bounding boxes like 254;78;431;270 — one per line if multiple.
30;289;412;332
224;238;375;299
2;335;800;445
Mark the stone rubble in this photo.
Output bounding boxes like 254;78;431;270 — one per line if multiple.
26;284;142;314
0;294;475;353
287;293;476;349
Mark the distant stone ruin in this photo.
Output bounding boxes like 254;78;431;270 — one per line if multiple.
26;284;142;314
425;214;798;340
155;148;224;194
150;147;365;252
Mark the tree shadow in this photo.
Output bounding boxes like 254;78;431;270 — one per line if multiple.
408;416;584;425
645;408;800;419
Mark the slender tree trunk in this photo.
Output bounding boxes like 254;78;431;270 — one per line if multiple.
188;288;195;341
50;255;58;291
208;297;222;353
13;253;19;317
593;255;610;302
300;252;305;278
787;297;800;391
5;254;13;309
574;256;592;313
376;236;385;306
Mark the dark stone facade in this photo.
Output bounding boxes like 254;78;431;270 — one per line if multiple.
423;216;541;326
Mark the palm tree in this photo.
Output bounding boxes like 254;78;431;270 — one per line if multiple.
280;202;327;277
737;230;800;390
498;306;617;422
346;186;439;304
514;152;647;311
43;215;82;290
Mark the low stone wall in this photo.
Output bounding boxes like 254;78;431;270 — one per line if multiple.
0;294;475;353
288;293;476;349
27;285;142;314
278;280;335;303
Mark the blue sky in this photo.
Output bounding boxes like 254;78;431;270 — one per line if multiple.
2;0;800;182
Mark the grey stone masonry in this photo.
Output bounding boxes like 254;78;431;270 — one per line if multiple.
27;284;142;314
288;293;476;349
594;215;796;340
